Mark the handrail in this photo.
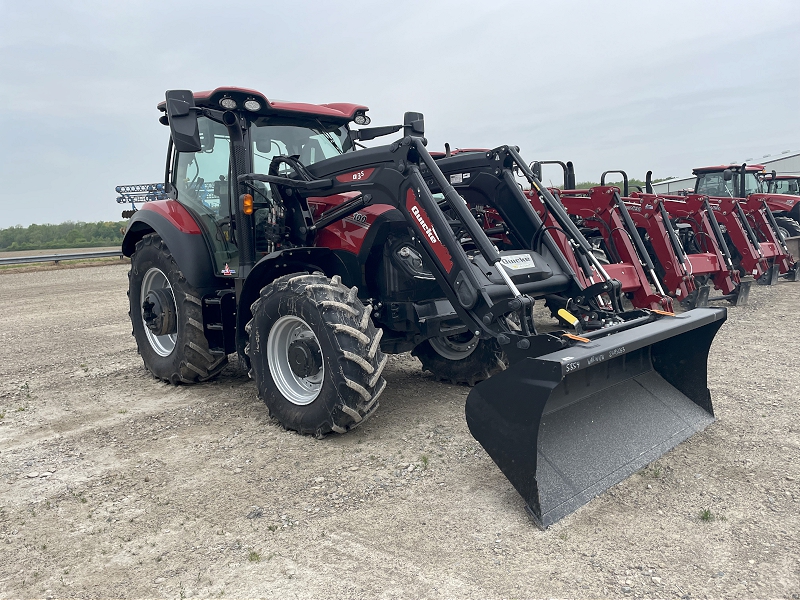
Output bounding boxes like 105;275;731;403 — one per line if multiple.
0;250;125;266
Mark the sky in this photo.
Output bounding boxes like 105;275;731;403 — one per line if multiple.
0;0;798;228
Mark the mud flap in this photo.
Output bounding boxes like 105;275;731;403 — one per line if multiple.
465;307;726;528
757;264;780;285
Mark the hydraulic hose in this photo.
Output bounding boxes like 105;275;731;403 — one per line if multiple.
613;192;666;295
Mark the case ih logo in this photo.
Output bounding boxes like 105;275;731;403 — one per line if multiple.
221;264;236;276
405;188;453;272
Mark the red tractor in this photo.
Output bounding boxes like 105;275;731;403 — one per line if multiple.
694;164;800;238
117;88;727;528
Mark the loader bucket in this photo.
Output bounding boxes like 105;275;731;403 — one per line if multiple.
465;307;726;528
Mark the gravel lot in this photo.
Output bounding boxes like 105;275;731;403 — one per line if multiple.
0;264;798;599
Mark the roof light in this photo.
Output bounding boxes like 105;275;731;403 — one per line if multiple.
354;112;370;126
219;97;237;110
243;99;261;112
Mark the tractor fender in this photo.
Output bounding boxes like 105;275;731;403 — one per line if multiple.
760;193;800;219
236;247;354;359
122;201;221;292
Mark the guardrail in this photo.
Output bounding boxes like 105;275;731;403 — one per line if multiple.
0;250;126;266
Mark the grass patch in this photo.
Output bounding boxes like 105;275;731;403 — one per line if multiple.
640;466;662;479
248;550;261;562
699;508;723;522
420;454;429;469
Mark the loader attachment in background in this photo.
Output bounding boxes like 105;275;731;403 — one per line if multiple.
465;307;726;529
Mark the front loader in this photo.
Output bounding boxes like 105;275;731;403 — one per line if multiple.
119;88;727;528
432;153;672;325
530;162;750;308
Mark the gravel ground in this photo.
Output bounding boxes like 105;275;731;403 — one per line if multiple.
0;264;798;599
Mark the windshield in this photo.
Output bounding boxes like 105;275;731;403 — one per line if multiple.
769;177;800;195
250;117;353;174
696;171;763;197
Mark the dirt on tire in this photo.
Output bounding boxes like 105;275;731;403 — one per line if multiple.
0;264;798;599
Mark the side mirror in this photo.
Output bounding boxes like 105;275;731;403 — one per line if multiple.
531;162;542;180
403;112;425;137
165;90;201;153
351;124;402;142
722;169;733;181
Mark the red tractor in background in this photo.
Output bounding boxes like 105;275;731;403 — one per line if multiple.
761;172;800;197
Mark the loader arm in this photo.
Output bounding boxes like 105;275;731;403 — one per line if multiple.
431;147;651;324
240;135;581;358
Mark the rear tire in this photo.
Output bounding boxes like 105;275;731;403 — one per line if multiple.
774;216;800;238
412;333;505;386
128;233;227;384
246;273;387;437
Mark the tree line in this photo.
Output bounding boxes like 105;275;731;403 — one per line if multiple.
0;221;127;252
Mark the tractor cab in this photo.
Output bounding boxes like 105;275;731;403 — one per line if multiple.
693;164;765;198
761;172;800;196
156;88;370;277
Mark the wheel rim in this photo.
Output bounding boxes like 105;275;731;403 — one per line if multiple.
778;226;790;240
429;332;479;360
267;315;324;405
140;267;177;357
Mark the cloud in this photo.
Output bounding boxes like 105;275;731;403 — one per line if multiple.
0;0;798;226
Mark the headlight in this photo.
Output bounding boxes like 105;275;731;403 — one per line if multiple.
243;99;261;112
219;97;237;110
354;112;371;126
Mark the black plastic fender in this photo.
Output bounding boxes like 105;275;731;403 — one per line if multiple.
122;208;222;294
236;247;354;359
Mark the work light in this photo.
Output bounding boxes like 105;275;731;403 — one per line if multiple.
219;97;237;110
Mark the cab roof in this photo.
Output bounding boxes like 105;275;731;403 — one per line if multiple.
761;173;799;180
693;164;765;175
157;87;368;123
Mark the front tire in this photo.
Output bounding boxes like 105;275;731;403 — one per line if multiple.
774;216;800;238
412;332;505;386
246;273;387;436
128;233;227;384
